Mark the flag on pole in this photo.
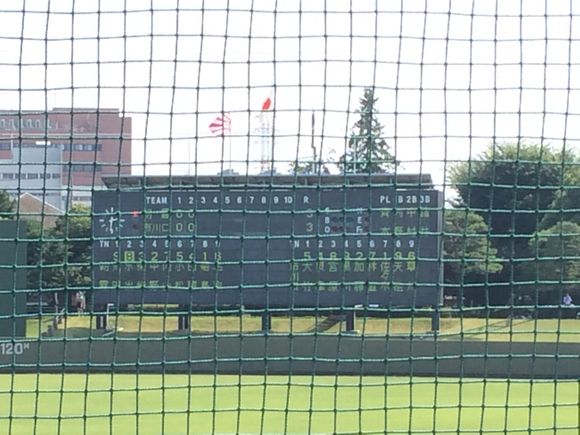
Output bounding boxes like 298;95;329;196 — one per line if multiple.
209;113;231;135
261;96;272;111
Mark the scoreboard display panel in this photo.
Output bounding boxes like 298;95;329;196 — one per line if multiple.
93;185;442;308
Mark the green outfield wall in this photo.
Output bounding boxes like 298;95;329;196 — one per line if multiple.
1;337;578;379
0;221;27;338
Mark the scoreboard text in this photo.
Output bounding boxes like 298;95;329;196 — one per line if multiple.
93;186;442;308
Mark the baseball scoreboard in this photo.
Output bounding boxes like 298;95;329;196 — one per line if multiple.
93;182;442;308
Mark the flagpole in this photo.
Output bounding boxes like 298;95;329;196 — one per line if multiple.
259;92;273;174
209;113;233;172
311;110;317;172
228;134;232;171
187;138;192;175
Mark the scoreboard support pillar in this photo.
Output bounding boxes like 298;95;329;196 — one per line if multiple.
96;314;108;330
95;304;115;330
431;308;440;332
261;312;271;332
345;312;356;332
178;307;190;331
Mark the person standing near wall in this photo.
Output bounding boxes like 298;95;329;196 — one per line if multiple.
562;293;574;319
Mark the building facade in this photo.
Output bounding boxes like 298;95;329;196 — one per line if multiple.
0;108;132;209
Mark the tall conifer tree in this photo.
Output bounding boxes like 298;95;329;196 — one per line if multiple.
339;87;396;173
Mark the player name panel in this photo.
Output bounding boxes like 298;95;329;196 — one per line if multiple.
93;187;442;307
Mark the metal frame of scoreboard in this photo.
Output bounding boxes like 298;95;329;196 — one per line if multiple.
93;174;443;330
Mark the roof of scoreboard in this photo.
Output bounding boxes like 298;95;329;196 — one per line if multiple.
102;173;434;189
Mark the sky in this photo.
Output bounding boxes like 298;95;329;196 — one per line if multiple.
0;0;579;189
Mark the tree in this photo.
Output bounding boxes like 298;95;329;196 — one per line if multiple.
0;190;14;219
51;204;92;289
26;204;92;308
338;87;396;173
25;220;44;290
290;160;331;175
539;164;580;229
528;221;580;304
449;142;579;304
443;209;503;304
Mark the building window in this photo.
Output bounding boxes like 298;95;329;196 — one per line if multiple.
17;142;45;148
62;143;101;151
70;164;102;172
0;142;11;150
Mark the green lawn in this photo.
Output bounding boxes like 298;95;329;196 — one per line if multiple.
0;374;577;434
27;314;580;343
14;314;577;433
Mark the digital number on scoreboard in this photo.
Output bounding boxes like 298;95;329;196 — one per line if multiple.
93;186;442;307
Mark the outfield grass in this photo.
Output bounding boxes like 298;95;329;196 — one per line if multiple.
0;374;577;434
27;314;580;343
11;316;580;433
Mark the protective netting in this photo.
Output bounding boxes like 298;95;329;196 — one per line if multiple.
0;1;579;434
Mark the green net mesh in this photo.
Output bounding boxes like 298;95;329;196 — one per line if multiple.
0;1;578;434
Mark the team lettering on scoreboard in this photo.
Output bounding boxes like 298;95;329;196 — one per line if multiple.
93;187;442;306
